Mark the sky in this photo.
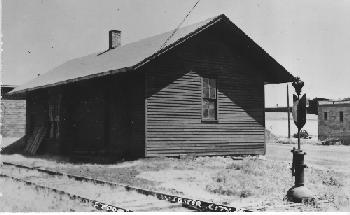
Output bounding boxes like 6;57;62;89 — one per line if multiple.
1;0;350;107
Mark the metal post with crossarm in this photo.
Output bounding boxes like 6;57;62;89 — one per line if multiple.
286;77;314;203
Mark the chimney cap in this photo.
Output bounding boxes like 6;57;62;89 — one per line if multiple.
109;29;121;33
109;30;121;49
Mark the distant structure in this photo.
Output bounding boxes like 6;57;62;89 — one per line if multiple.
318;100;350;144
308;97;329;115
266;98;322;114
0;85;26;137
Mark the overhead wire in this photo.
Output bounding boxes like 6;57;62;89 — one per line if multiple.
158;0;201;51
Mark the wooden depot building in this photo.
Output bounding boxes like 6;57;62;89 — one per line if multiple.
9;14;295;159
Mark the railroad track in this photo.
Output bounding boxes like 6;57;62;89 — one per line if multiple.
1;161;251;212
0;173;130;212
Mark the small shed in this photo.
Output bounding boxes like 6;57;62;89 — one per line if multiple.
318;100;350;144
9;14;295;159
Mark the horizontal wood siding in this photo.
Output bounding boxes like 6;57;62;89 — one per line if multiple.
25;91;49;153
107;76;131;158
104;73;145;159
25;73;145;159
127;73;146;158
1;99;26;137
107;73;145;159
145;34;265;156
67;81;106;152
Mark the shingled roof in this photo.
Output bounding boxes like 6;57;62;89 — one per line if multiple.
10;14;294;95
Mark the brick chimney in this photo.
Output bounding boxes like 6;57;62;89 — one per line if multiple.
109;30;121;49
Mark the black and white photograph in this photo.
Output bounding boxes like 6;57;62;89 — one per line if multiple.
0;0;349;212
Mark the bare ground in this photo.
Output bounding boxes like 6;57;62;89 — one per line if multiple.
1;137;350;211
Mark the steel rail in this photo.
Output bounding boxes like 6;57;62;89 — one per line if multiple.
2;161;252;212
0;173;132;212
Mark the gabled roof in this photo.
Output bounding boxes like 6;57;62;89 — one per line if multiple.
10;14;294;95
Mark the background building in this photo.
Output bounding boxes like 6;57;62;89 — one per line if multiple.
1;85;26;137
318;100;350;144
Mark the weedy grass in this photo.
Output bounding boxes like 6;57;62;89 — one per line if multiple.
0;177;94;212
275;137;321;145
1;147;349;211
205;157;293;199
0;166;182;212
204;157;349;211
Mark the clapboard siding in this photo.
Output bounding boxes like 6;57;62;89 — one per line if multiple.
61;74;145;159
0;99;26;137
23;73;145;159
68;82;106;152
106;75;131;158
127;72;146;158
26;92;48;132
25;91;49;153
145;33;265;157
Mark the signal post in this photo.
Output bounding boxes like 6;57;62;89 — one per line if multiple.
287;77;314;203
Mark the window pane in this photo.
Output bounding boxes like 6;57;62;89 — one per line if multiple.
202;78;217;121
209;79;216;99
203;78;209;89
203;87;209;98
203;78;209;98
340;112;343;122
202;100;209;108
202;108;209;118
208;108;216;120
202;100;209;115
209;87;216;99
208;101;216;120
209;78;216;89
208;101;215;109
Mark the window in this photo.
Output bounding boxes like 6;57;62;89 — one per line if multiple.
340;111;344;122
324;112;327;121
202;77;217;121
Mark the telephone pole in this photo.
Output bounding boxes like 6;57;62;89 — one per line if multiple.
287;84;291;138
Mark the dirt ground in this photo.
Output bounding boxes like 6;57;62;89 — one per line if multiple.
0;137;20;150
267;142;350;174
267;142;350;207
1;137;350;211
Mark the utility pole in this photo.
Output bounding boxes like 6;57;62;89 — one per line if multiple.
287;84;290;138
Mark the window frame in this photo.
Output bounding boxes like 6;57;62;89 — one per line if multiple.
201;76;218;122
340;111;344;122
